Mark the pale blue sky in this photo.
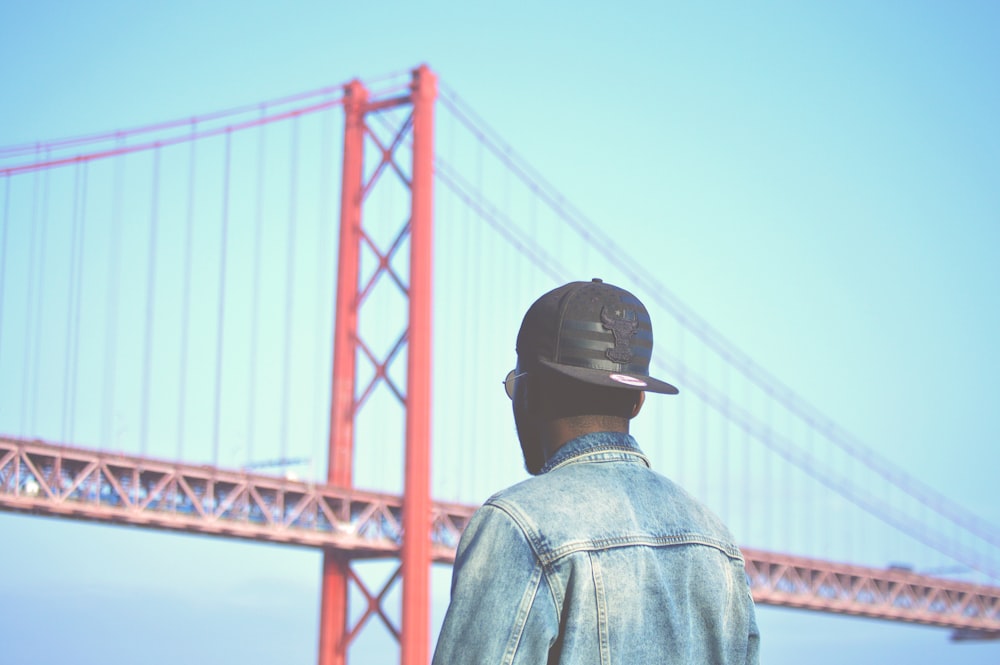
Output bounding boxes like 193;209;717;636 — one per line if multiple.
2;1;999;663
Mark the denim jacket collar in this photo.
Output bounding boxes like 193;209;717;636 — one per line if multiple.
541;431;651;474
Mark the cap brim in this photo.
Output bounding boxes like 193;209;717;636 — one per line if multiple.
538;358;679;395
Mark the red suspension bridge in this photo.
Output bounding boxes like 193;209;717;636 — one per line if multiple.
1;66;998;663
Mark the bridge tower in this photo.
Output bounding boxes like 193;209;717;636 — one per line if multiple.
318;65;436;665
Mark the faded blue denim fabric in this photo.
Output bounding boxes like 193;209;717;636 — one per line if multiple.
433;432;760;664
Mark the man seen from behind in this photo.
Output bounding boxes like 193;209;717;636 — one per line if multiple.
432;278;760;664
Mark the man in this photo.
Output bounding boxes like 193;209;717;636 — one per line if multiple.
433;278;760;664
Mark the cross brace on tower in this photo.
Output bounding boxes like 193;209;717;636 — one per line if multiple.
318;64;437;665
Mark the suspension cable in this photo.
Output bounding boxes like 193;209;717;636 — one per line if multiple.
437;81;1000;551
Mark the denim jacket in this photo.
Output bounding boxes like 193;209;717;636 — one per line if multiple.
433;432;760;664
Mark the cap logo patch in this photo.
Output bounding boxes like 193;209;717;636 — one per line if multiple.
610;373;647;387
600;306;638;364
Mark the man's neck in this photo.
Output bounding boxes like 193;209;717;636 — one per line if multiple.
540;416;629;465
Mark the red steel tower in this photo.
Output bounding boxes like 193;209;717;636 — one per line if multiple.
319;65;437;665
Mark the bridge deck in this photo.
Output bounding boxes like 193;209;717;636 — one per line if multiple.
2;436;997;638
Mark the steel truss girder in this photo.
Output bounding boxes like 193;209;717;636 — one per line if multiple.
0;437;467;560
2;436;998;638
744;547;1000;638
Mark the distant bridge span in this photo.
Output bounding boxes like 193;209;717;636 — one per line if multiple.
3;436;998;639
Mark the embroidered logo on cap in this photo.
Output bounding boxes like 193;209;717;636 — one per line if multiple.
609;373;647;387
600;306;638;363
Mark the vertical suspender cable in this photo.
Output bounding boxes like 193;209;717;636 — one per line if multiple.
457;115;474;500
779;401;789;551
763;390;773;549
177;121;197;461
102;141;125;446
674;326;684;480
846;436;855;562
471;130;489;487
140;145;161;456
314;105;334;477
280;116;300;462
246;107;267;467
62;163;82;442
21;166;38;435
742;380;750;540
212;128;233;467
804;423;813;553
473;133;490;496
721;361;731;528
699;344;708;501
29;151;51;434
65;161;88;443
0;177;9;374
821;425;831;553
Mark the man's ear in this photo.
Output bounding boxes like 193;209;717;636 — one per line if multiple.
630;391;645;419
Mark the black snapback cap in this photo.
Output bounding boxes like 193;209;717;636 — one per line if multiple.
516;278;679;395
